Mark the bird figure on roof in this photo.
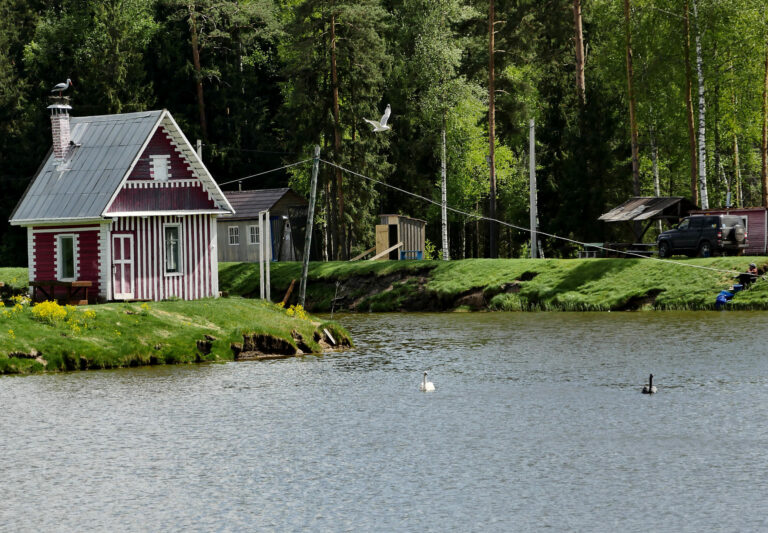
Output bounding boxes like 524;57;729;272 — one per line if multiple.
51;78;73;97
364;104;391;132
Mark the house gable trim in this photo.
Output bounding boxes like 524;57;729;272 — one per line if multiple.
101;110;166;216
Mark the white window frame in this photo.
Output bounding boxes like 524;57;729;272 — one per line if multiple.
228;226;240;246
56;233;78;282
248;225;259;245
163;223;183;276
150;155;171;182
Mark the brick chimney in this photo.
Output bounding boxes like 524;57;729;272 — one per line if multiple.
47;101;72;161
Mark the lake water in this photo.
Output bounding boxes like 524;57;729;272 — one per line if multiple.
2;311;768;532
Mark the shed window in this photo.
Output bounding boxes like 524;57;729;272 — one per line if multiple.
57;234;77;281
248;225;259;245
164;224;182;275
229;226;240;245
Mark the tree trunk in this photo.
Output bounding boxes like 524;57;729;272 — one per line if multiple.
650;119;661;232
441;116;450;261
188;8;207;141
623;0;640;195
692;0;709;209
683;0;699;205
734;133;742;208
573;0;586;106
488;0;497;258
330;10;345;259
762;45;768;207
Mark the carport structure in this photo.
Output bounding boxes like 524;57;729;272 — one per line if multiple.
599;196;699;242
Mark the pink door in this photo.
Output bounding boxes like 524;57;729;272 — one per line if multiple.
112;234;134;299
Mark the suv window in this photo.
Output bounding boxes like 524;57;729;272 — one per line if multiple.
689;217;704;229
678;219;690;230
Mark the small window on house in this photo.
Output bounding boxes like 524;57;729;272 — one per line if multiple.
248;225;259;245
57;234;76;281
229;226;240;245
164;224;182;274
151;155;171;182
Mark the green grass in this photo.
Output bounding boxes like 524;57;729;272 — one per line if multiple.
0;296;351;375
219;257;768;312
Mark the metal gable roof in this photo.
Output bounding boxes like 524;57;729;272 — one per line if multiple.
598;196;698;222
10;110;163;224
219;188;307;220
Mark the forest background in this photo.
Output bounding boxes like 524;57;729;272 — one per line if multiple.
2;0;768;265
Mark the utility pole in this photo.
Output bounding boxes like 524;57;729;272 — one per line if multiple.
300;146;321;307
196;139;202;161
529;119;538;259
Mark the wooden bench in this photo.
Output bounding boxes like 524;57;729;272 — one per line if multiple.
29;280;93;305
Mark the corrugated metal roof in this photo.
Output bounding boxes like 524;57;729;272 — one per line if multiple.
598;196;697;222
219;188;307;220
10;110;162;223
10;109;234;223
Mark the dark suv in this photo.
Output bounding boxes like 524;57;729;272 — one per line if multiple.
657;215;747;258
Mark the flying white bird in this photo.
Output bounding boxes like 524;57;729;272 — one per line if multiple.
364;104;391;132
51;78;73;96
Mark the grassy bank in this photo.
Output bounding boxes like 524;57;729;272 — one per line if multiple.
0;295;350;375
220;257;768;312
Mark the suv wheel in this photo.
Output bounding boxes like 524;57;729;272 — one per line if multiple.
698;240;713;258
658;241;671;258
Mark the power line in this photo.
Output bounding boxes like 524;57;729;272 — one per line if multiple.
320;158;742;275
217;159;312;187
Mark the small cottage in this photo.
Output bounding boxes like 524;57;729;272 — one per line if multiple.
9;101;234;302
217;188;308;262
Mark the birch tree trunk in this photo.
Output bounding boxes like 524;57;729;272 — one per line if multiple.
692;0;709;209
649;116;662;232
734;133;742;207
330;9;345;259
762;45;768;207
623;0;640;195
441;116;450;261
573;0;586;106
488;0;497;258
683;0;699;205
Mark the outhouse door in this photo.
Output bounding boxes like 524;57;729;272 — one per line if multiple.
112;234;134;300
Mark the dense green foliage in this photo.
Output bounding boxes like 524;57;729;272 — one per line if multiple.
0;295;350;374
2;0;768;264
220;257;768;312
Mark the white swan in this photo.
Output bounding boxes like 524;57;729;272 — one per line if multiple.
642;373;657;394
420;371;435;392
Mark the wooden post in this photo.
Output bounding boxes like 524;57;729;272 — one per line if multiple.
259;213;265;300
258;210;271;301
264;211;271;301
196;139;203;161
300;146;320;307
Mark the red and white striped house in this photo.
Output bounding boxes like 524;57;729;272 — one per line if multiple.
9;103;234;301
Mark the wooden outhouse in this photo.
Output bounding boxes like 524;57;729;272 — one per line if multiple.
375;214;426;260
9;103;234;302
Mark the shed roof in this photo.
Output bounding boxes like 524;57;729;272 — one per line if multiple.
598;196;698;222
10;109;233;224
219;188;307;220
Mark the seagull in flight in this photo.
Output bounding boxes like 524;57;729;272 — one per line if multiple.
51;78;73;97
364;104;391;132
